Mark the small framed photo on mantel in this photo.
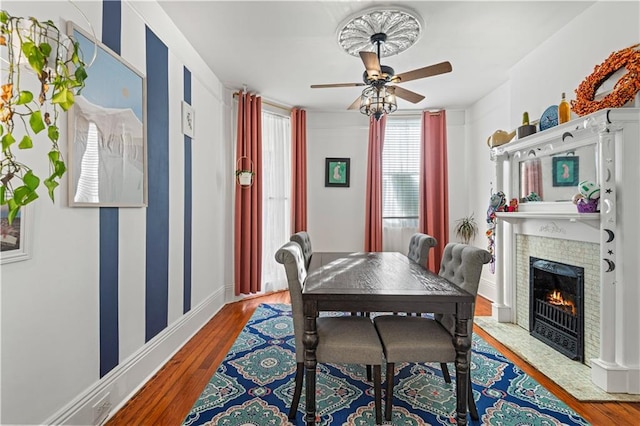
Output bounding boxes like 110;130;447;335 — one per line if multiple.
325;158;350;187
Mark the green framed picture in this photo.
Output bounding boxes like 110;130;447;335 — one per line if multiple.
325;158;350;187
552;156;579;187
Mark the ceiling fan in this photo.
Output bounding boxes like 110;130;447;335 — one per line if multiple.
311;32;452;117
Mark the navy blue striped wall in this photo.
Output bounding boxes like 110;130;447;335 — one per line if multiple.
183;68;193;314
98;0;195;374
99;0;121;378
145;27;170;342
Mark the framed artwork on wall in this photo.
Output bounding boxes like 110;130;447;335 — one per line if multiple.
1;205;30;264
325;158;350;187
67;22;148;207
552;156;580;187
182;101;195;138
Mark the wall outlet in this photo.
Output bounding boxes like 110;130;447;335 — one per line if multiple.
92;392;112;425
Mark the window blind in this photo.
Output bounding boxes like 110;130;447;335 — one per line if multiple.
382;117;421;218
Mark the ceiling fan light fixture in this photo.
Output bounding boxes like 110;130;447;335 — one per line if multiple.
359;85;397;121
313;6;450;117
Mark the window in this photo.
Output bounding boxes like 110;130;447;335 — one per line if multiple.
382;117;421;252
261;111;291;292
383;117;421;218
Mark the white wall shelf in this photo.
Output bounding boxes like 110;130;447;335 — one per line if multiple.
496;211;599;225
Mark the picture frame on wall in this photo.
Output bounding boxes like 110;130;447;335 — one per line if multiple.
552;156;579;187
325;158;350;187
182;101;195;138
1;205;30;264
67;22;148;207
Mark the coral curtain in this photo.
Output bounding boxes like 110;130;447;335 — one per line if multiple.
234;93;263;295
290;108;307;233
520;158;544;199
419;110;449;272
364;114;387;251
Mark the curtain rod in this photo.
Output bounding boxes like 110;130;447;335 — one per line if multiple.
232;91;292;113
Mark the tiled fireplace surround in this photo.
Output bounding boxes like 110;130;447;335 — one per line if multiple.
515;233;600;365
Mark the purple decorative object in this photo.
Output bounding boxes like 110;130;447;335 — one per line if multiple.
577;198;599;213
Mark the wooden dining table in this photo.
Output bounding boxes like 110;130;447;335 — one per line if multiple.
302;251;475;425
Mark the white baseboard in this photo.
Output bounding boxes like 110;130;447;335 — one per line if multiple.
45;287;225;426
478;276;496;302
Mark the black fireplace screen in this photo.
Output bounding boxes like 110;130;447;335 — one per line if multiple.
529;257;584;362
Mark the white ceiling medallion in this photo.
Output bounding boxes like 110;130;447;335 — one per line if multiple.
337;7;423;57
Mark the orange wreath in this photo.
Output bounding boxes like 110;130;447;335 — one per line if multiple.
571;43;640;116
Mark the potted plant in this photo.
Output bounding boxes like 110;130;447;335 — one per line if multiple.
454;213;478;244
235;169;254;186
0;11;88;222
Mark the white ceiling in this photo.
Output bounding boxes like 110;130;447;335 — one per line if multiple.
157;1;595;112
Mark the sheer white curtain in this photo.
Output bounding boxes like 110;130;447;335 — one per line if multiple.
261;111;292;292
383;218;418;253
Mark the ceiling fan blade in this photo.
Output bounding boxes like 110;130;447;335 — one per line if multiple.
359;51;382;79
395;61;453;83
347;95;361;110
391;86;425;104
310;82;365;89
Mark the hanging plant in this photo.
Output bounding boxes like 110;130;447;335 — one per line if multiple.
235;156;254;187
235;169;254;186
0;11;88;222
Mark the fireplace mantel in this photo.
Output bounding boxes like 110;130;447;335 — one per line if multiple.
496;211;599;222
490;108;640;394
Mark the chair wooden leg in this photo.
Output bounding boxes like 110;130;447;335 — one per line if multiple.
468;374;479;420
440;362;451;383
385;362;395;421
289;362;304;420
373;365;382;425
366;365;372;381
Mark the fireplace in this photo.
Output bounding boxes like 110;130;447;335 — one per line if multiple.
529;257;584;362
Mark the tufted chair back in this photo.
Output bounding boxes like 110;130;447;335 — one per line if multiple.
290;231;313;270
275;241;307;362
436;243;492;335
407;233;437;267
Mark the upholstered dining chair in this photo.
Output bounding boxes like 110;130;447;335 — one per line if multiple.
275;241;383;424
290;231;313;271
403;233;438;316
407;232;437;268
373;243;492;422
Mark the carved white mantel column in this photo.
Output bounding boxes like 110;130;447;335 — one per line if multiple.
589;115;628;392
490;150;511;322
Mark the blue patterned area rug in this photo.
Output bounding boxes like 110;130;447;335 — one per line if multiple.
182;304;590;425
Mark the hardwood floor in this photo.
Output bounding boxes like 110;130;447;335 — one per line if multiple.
106;292;640;425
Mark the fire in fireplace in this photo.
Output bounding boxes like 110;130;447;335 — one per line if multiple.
529;257;584;361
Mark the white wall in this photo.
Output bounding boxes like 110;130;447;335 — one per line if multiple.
0;1;234;424
307;110;468;253
509;1;640;128
306;112;369;251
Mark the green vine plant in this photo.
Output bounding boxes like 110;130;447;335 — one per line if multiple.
454;213;478;245
0;11;87;223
